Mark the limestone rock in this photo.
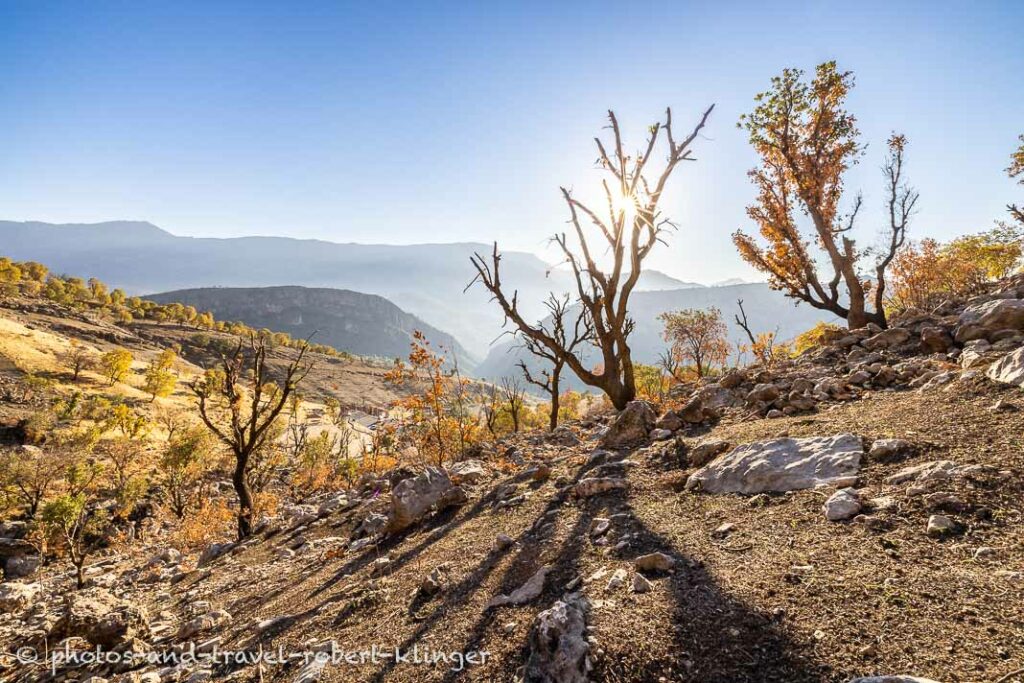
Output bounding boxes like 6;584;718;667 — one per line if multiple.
861;327;911;351
869;439;912;460
448;459;487;485
523;593;590;683
599;401;656;448
686;434;863;494
987;347;1024;387
0;581;39;611
688;440;731;468
634;552;675;573
53;588;151;647
574;478;627;498
823;488;862;521
488;566;550;608
388;467;464;532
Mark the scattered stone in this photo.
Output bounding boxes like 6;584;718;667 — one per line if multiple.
711;522;735;538
634;552;674;573
600;401;656;448
688;440;731;468
987;347;1024;387
52;588;151;647
388;467;465;532
868;439;912;461
448;459;487;485
488;566;550;608
523;593;590;683
495;533;516;550
0;581;39;611
823;488;862;521
926;514;957;537
605;568;627;591
179;610;232;639
574;478;627;498
632;573;653;593
686;434;863;494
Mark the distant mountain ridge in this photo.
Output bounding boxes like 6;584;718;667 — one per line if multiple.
0;220;725;356
0;221;828;379
148;285;474;366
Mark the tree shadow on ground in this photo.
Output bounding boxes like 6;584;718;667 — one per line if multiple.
392;453;830;683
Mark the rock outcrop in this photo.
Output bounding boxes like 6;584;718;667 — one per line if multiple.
686;434;863;494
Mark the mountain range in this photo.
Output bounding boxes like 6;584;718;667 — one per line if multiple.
0;220;832;378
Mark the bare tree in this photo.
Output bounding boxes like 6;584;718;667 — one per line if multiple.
500;376;526;433
872;134;919;315
734;299;781;367
517;294;593;431
470;105;714;409
191;334;312;539
1007;134;1024;226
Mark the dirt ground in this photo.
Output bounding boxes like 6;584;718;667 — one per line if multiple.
151;377;1024;683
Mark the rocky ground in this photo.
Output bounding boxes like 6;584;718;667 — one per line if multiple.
2;276;1024;683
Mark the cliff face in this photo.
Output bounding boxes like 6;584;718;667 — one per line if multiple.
148;285;475;366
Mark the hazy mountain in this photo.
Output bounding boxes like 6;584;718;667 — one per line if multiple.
149;286;474;366
634;270;705;290
0;220;707;356
475;282;837;389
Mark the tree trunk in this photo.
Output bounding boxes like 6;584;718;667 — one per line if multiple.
605;378;635;411
549;371;561;432
232;453;254;539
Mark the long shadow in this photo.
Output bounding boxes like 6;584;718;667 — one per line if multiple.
305;467;540;603
358;450;612;683
433;458;832;683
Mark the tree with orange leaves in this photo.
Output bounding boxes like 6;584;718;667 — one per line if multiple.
658;307;730;379
733;62;918;329
386;331;478;467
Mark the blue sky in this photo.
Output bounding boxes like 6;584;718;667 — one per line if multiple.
1;1;1021;284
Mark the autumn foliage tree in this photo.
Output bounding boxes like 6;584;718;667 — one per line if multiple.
733;62;917;329
471;105;714;409
658;307;730;379
386;331;478;466
191;333;312;538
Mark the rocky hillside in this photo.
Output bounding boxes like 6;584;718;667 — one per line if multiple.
2;277;1023;682
148;286;474;367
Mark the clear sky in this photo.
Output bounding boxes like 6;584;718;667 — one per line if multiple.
1;1;1021;284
